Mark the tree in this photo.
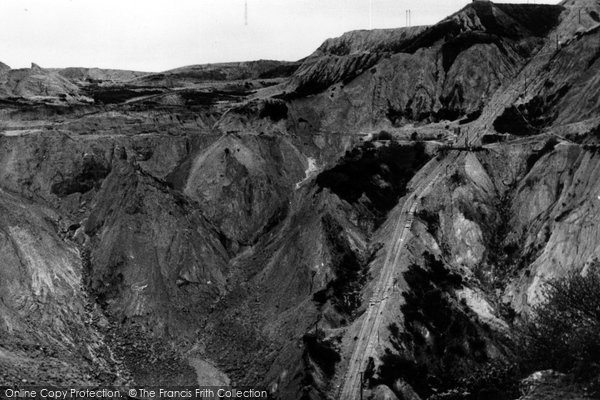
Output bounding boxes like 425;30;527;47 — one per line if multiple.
520;264;600;377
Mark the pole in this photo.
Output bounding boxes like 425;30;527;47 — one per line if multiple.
360;372;364;400
244;0;248;26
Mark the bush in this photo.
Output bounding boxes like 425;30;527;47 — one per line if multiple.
259;99;288;121
303;328;341;376
457;361;520;399
520;264;600;377
315;141;430;223
373;130;394;141
449;169;466;187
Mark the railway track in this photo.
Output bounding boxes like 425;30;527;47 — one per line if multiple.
337;158;445;399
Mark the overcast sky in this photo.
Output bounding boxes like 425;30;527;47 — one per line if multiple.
0;0;558;72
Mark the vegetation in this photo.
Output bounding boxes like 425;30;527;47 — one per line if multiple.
312;214;367;316
83;85;162;104
316;140;430;224
416;209;440;237
479;190;522;294
179;88;250;106
257;62;300;79
259;99;288;121
493;85;570;135
50;156;111;197
519;265;600;379
448;169;467;187
303;328;341;377
427;362;520;400
374;253;526;399
372;130;393;141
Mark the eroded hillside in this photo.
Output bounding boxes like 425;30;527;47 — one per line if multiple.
1;0;600;399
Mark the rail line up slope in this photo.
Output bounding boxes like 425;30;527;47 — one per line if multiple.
338;157;447;399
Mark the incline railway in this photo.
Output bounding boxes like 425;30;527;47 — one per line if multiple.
337;154;454;399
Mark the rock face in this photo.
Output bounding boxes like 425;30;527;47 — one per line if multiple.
0;63;81;99
0;189;121;384
285;1;564;135
505;142;600;312
316;27;428;56
182;133;305;245
84;153;230;323
373;385;400;400
1;0;600;399
282;27;426;99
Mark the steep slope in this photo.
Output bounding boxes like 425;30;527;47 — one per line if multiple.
282;27;426;98
474;0;600;139
187;140;432;400
284;2;563;138
0;188;124;385
84;152;230;323
504;142;600;313
315;27;428;57
2;1;600;399
182;133;306;245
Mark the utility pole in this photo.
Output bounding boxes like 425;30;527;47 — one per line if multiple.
244;0;248;26
360;372;364;400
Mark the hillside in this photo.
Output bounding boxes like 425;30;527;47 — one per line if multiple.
1;1;600;399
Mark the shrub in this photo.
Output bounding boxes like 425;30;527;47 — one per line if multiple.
416;209;440;237
312;214;367;316
259;99;288;121
315;141;430;223
373;130;393;141
449;169;466;187
303;328;341;376
519;264;600;377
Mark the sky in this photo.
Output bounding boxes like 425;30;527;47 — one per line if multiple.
0;0;559;72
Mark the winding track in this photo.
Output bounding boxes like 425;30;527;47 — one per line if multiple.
337;158;446;400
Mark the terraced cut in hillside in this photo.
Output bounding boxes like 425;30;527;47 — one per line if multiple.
2;1;600;399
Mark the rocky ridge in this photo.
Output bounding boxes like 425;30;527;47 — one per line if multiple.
1;1;600;399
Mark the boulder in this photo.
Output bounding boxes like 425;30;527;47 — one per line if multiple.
520;370;566;395
392;379;422;400
372;385;399;400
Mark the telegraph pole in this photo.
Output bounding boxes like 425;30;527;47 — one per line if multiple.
360;372;364;400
